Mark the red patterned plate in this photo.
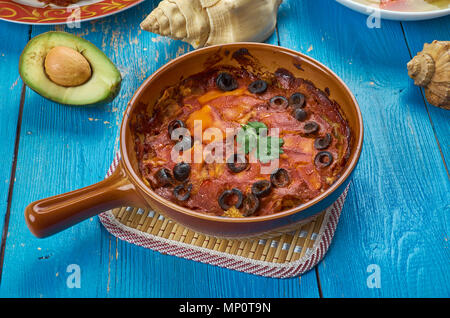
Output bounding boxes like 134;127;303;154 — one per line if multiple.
0;0;144;25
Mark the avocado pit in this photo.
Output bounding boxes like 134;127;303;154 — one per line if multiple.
44;46;92;87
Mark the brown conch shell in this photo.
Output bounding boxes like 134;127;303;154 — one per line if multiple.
140;0;283;49
407;40;450;110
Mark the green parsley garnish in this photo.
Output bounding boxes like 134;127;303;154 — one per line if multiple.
236;121;284;163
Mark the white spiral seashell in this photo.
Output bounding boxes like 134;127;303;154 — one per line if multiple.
140;0;283;48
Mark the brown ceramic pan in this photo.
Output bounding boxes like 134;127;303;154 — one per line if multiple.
25;43;364;239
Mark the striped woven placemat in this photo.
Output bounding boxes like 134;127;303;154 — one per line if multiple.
99;154;349;278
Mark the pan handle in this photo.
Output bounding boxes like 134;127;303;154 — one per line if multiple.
24;160;146;238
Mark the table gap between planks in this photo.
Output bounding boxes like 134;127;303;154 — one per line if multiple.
0;0;448;298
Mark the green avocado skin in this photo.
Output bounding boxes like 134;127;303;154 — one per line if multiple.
19;31;122;106
20;74;122;107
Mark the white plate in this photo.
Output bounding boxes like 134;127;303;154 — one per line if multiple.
336;0;450;21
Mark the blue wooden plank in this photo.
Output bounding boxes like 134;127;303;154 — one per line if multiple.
277;0;450;297
401;18;450;173
0;2;153;297
0;21;29;277
101;236;319;298
0;1;320;297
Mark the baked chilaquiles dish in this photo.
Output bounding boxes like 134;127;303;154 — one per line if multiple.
132;58;351;218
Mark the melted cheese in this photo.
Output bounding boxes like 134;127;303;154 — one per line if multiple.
186;105;214;134
197;87;247;104
223;206;243;218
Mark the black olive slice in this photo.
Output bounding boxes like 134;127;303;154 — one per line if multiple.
293;108;307;122
251;180;272;198
218;188;243;210
289;92;305;108
173;162;191;181
314;151;333;168
270;168;290;188
155;168;174;187
248;80;268;94
216;72;238;91
173;183;193;201
242;194;260;217
314;133;332;150
168;120;186;137
226;154;248;173
269;95;289;108
303;121;319;135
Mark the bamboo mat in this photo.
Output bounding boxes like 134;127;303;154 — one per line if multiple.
109;206;324;263
99;154;348;278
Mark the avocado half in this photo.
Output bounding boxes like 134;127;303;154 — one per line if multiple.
19;31;122;106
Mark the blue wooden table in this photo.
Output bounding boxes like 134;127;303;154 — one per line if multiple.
0;0;448;298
